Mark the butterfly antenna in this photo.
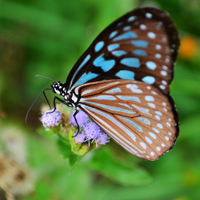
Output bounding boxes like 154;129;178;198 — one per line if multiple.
25;86;51;123
35;75;55;82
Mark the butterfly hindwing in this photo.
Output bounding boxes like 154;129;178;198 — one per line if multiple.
67;7;180;95
73;79;179;160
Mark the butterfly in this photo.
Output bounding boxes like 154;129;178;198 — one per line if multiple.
36;7;180;160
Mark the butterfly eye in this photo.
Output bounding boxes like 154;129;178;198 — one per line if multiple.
51;86;56;93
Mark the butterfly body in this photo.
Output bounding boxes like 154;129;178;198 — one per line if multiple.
49;7;180;160
51;81;74;107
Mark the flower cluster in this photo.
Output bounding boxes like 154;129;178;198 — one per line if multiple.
70;110;110;147
39;107;110;148
39;109;62;128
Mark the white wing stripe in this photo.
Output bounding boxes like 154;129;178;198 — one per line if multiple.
94;120;139;155
83;95;117;100
83;111;142;155
105;88;122;93
131;104;151;115
80;104;147;154
136;117;151;125
80;101;136;115
80;81;120;96
118;116;143;132
117;95;141;103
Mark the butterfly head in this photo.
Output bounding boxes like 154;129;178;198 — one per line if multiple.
51;81;67;98
51;81;74;106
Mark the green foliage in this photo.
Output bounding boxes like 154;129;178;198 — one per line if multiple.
1;0;200;200
88;147;152;186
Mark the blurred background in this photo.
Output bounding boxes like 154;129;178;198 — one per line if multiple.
0;0;200;199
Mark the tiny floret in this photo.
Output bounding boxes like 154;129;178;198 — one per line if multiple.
70;110;89;127
71;110;110;146
74;131;86;144
40;109;62;128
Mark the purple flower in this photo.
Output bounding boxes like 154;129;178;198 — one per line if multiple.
70;110;89;127
84;122;101;140
71;110;110;146
40;109;62;128
96;133;110;146
74;131;85;144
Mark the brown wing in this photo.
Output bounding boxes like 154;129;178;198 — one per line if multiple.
73;79;179;160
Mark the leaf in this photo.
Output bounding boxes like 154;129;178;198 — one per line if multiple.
56;134;82;173
88;147;152;186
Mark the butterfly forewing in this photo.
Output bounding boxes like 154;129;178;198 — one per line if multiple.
73;79;179;160
67;7;180;95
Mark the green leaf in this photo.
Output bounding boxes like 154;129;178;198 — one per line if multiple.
31;182;51;200
56;134;82;173
88;147;152;186
56;134;71;158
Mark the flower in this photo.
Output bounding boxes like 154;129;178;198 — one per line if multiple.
39;105;110;157
40;109;62;128
70;111;89;127
73;131;85;144
70;110;110;146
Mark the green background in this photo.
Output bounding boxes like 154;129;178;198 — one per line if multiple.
0;0;200;199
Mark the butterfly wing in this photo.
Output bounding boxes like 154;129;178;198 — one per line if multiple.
67;7;180;95
73;79;179;160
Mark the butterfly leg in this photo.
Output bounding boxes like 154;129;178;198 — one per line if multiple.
47;96;67;113
47;96;80;137
43;90;51;109
72;110;80;137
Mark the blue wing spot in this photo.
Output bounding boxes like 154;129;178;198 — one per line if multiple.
109;31;118;39
127;16;136;22
72;72;98;89
70;54;91;86
117;22;123;26
95;41;104;52
142;76;155;84
107;43;120;51
93;53;115;72
113;31;138;41
116;70;135;80
123;26;131;31
112;50;127;57
146;61;157;70
131;40;149;48
147;32;156;39
120;58;140;68
133;49;147;56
